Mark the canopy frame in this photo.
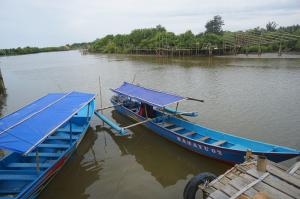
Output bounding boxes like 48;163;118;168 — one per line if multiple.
24;99;94;155
0;92;96;155
111;82;187;108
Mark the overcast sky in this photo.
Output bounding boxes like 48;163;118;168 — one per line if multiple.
1;0;299;48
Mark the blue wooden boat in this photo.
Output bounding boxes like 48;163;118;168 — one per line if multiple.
96;82;299;164
0;91;95;198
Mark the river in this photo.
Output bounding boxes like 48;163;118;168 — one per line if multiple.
0;51;299;198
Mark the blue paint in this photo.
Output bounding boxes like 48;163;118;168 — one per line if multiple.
0;94;95;198
94;111;127;135
111;97;299;164
163;107;198;117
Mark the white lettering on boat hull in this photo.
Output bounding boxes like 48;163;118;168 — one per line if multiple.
176;136;223;156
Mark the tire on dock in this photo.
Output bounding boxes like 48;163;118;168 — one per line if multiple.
183;172;216;199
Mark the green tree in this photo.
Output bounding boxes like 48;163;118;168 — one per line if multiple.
266;21;277;31
205;15;224;35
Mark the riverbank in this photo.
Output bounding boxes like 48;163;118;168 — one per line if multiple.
0;42;89;57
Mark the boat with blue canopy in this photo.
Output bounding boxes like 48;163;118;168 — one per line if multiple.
95;82;299;164
0;91;95;198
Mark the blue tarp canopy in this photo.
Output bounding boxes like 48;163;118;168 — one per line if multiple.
0;91;95;154
111;82;186;108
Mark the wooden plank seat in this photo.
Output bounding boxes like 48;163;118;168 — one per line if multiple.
6;163;51;169
182;131;196;137
0;174;37;181
213;140;227;146
27;152;61;158
197;136;210;142
160;123;175;128
0;188;22;194
48;135;79;140
170;127;184;132
56;126;84;133
0;170;37;175
38;144;69;149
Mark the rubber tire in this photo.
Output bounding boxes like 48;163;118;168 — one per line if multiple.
183;172;216;199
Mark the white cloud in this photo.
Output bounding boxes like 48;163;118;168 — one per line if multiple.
0;0;299;48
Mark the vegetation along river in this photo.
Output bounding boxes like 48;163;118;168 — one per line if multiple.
0;50;299;199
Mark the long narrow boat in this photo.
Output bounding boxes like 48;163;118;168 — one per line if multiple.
0;91;95;198
98;82;299;164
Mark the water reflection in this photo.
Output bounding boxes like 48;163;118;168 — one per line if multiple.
105;110;230;188
39;128;103;199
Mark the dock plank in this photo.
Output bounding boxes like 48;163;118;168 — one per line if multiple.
246;168;300;199
210;190;230;199
228;176;257;197
242;174;294;199
267;165;300;188
219;184;238;197
202;158;300;199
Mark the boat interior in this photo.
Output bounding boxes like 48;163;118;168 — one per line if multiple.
114;96;298;155
0;103;93;198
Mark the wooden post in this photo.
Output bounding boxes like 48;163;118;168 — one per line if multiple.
278;40;282;56
258;33;262;56
98;76;104;125
0;67;6;95
257;155;267;172
144;104;148;118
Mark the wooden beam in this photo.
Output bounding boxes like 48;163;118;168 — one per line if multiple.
122;118;152;129
229;172;269;199
95;104;122;112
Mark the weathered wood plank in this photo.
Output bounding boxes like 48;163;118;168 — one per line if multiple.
170;127;184;132
181;131;196;137
160;122;174;128
220;184;238;196
242;173;294;199
204;186;217;195
269;160;288;172
267;165;300;188
288;161;300;175
228;176;257;197
292;173;300;180
210;190;230;199
197;136;210;141
219;176;231;185
247;168;300;199
213;140;227;146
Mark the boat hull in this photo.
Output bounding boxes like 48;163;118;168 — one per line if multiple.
0;99;95;199
113;102;298;164
21;127;90;199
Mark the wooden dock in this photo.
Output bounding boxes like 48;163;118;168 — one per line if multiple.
201;157;300;199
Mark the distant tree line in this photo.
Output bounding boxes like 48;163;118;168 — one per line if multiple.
89;16;300;54
1;16;300;56
0;42;89;56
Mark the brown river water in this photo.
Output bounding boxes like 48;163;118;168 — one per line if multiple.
0;51;299;198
